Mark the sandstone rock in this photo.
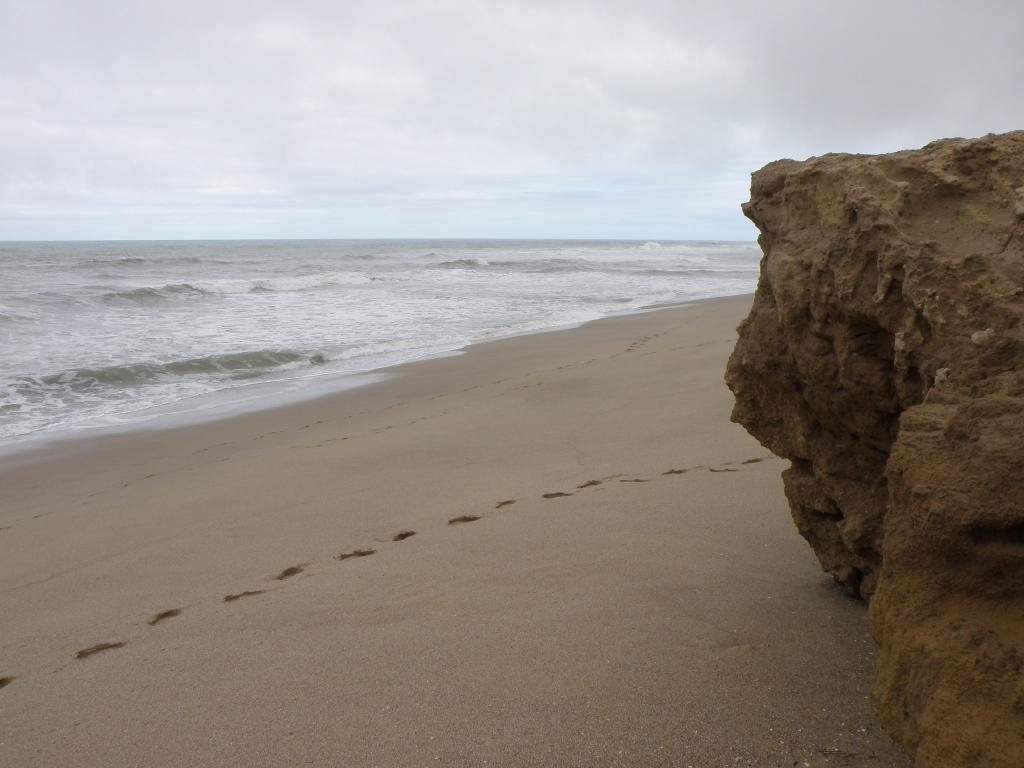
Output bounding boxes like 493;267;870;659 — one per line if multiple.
725;131;1024;767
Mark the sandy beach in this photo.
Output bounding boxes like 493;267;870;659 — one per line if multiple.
0;295;909;767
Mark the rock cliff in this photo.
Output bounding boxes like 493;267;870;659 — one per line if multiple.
725;131;1024;767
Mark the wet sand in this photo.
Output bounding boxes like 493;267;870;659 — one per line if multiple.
0;295;910;767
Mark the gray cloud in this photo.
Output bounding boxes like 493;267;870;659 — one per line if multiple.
1;0;1021;239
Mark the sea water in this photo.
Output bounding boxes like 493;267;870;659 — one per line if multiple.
0;239;759;445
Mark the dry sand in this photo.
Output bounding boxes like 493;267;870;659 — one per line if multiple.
0;295;910;767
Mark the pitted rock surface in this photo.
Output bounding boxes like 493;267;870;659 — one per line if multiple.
726;131;1024;767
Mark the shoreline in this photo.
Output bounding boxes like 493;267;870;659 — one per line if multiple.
0;294;909;767
0;293;743;467
1;238;761;456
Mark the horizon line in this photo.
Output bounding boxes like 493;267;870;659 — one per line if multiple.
0;236;758;244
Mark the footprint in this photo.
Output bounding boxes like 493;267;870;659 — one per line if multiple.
75;642;126;660
223;590;267;602
662;468;688;475
275;564;306;580
393;531;416;541
542;492;573;499
0;676;13;689
148;608;182;626
577;480;602;489
620;478;648;483
448;515;481;525
742;458;764;464
495;499;516;509
336;549;376;561
709;468;738;473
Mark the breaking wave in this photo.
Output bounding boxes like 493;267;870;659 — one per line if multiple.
13;349;315;393
101;283;211;302
433;257;591;273
98;272;374;302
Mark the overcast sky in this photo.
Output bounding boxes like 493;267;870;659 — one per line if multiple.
1;1;1021;241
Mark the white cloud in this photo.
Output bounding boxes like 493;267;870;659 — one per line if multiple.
0;0;1021;239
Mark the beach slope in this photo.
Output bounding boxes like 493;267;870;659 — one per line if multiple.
0;296;908;767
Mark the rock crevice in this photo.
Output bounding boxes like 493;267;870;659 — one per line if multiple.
726;131;1024;767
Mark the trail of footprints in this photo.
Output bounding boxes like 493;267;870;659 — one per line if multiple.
0;453;772;688
537;459;764;500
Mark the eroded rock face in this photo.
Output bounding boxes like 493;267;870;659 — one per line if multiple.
725;132;1024;767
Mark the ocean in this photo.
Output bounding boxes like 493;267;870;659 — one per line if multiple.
0;239;759;446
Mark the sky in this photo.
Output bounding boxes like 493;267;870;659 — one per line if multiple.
1;0;1022;241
